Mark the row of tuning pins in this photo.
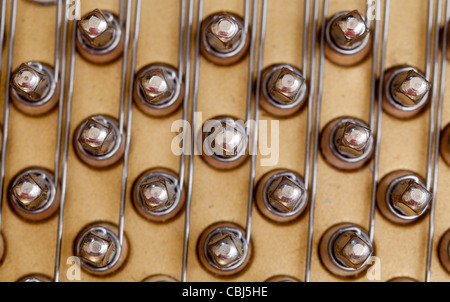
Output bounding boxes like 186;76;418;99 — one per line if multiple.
2;0;449;282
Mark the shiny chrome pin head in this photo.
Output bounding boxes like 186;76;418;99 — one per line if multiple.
261;64;308;117
7;168;60;222
74;115;125;169
10;62;59;116
383;66;430;119
74;221;128;276
376;170;431;224
319;223;374;278
76;9;124;64
255;169;308;223
201;12;249;65
325;11;371;66
201;116;248;170
320;117;374;171
132;168;185;223
197;222;252;277
134;63;183;117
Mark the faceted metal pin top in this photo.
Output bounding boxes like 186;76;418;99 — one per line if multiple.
80;231;115;268
211;123;245;157
138;68;173;104
11;173;49;210
331;10;369;49
267;67;305;104
334;122;371;157
391;179;432;216
207;232;243;268
78;118;115;155
333;231;373;269
78;9;114;48
206;13;243;52
391;69;431;106
11;63;49;101
268;176;306;213
139;178;172;212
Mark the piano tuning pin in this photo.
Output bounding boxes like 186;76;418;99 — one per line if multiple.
133;63;184;117
320;117;374;171
376;170;431;224
197;221;252;277
10;62;59;116
200;12;250;66
260;64;308;117
7;167;60;222
142;274;178;282
201;116;249;170
76;9;124;64
74;221;128;276
73;115;125;169
255;169;308;223
17;274;52;282
265;275;301;282
439;122;450;167
325;10;371;66
383;65;430;119
319;223;374;278
438;228;450;274
132;168;185;223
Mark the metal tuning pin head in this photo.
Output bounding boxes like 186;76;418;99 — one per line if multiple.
7;168;59;222
17;274;52;282
201;116;248;170
142;274;178;282
319;223;374;278
132;168;185;223
255;169;308;223
133;63;183;117
74;115;125;169
439;122;450;167
383;66;431;119
376;170;431;224
74;222;128;276
261;64;308;117
76;8;124;64
197;222;252;277
10;62;58;116
320;117;374;171
200;12;249;65
265;275;301;282
325;10;371;66
438;228;450;274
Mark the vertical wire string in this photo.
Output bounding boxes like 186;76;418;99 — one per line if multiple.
367;0;382;242
0;0;18;233
304;0;325;282
118;0;138;247
426;0;449;283
181;0;198;283
53;0;70;282
244;0;261;244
